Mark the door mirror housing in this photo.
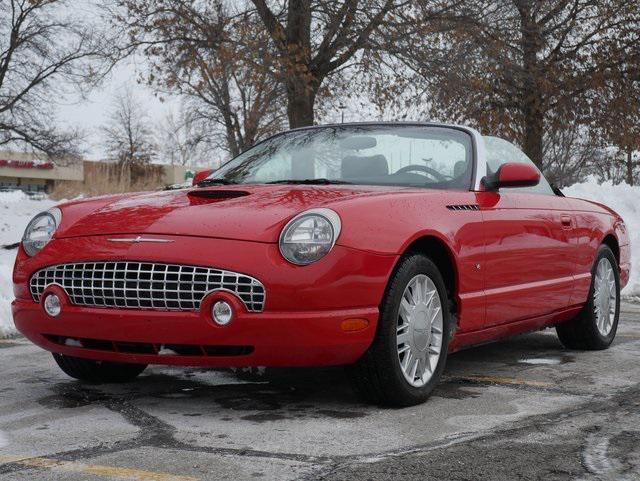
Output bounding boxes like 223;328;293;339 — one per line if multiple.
192;169;214;186
483;162;540;190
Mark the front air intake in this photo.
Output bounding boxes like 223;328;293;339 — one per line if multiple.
44;335;254;357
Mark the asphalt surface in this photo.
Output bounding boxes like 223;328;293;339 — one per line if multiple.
1;303;640;481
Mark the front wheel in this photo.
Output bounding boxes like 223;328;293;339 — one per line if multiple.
556;245;620;350
348;254;451;406
53;354;147;383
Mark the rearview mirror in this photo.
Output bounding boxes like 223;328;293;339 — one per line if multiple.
192;169;214;186
484;163;540;190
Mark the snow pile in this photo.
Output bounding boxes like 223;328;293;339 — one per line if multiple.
564;179;639;299
0;191;56;337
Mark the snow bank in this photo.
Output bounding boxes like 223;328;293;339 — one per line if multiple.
564;179;639;299
0;192;56;337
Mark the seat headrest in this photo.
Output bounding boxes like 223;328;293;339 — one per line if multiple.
453;160;467;178
341;155;388;180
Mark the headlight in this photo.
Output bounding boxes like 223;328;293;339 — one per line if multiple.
22;208;61;256
279;208;341;265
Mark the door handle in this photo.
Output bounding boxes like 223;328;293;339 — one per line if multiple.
561;215;572;229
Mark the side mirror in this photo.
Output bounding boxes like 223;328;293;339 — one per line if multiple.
484;162;540;190
192;169;214;186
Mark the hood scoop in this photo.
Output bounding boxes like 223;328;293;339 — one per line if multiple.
188;189;250;201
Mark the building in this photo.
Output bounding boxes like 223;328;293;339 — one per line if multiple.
0;151;83;193
0;151;200;196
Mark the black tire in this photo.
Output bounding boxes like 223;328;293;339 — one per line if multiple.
53;353;147;383
556;245;620;350
348;254;452;407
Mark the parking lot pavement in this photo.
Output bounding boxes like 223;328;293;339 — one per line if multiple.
1;303;639;481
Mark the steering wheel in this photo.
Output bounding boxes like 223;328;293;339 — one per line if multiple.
395;164;448;182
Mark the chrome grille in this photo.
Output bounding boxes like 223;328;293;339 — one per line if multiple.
30;262;265;312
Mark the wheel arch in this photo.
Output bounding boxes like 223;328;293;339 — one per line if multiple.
602;234;620;265
401;235;459;321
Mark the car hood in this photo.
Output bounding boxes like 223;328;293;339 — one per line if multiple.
55;184;422;243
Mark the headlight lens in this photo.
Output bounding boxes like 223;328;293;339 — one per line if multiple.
22;208;61;256
279;208;341;265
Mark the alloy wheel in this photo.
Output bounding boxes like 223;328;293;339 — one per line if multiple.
396;274;444;387
594;257;617;336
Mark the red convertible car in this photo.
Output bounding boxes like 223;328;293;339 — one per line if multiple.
13;123;630;406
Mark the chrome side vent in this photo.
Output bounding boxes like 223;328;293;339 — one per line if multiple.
446;204;480;211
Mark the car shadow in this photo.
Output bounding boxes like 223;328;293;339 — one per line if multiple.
39;331;580;417
448;330;574;368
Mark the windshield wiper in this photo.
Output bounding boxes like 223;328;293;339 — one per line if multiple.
266;178;352;185
197;178;238;187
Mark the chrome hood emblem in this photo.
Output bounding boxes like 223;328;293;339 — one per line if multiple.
107;236;173;244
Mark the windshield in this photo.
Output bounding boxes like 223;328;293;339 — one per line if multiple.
207;125;474;189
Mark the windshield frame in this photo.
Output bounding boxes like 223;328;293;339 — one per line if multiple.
205;122;482;191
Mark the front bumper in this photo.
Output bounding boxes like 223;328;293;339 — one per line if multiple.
12;297;378;366
13;235;396;366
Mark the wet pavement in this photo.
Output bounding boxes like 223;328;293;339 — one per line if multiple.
1;302;639;480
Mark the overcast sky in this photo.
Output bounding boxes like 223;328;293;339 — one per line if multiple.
56;57;178;161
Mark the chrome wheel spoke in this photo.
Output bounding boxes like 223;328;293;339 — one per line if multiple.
409;357;420;380
397;331;410;346
402;350;413;371
399;298;412;322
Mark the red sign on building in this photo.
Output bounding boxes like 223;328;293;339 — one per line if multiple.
0;159;55;170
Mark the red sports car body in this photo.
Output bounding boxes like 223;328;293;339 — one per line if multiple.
12;123;630;405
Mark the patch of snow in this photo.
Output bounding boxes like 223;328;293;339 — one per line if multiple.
158;345;178;355
564;178;640;298
0;191;56;337
64;338;83;347
519;358;562;365
582;432;614;476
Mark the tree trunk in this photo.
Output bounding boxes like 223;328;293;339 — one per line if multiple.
286;77;317;128
522;108;545;170
626;149;634;186
283;0;314;128
519;5;545;171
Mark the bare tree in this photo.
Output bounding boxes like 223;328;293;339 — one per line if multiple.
249;0;414;128
542;123;598;187
101;89;156;166
592;59;640;185
110;1;285;158
0;0;110;157
157;108;211;167
397;0;640;171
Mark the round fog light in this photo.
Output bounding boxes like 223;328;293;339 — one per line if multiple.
212;300;233;326
44;294;61;317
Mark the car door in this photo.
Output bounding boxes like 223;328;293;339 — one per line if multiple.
479;137;578;327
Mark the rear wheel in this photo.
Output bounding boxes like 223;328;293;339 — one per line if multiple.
556;245;620;350
53;353;147;383
348;254;451;406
